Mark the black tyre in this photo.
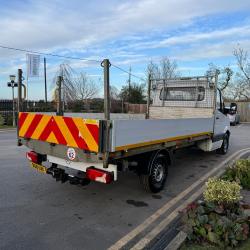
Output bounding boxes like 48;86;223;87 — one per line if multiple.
139;154;168;193
217;133;229;155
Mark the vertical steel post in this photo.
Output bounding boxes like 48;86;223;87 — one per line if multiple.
128;66;131;103
44;57;48;109
102;59;111;168
57;76;63;116
214;71;219;111
212;71;219;135
103;59;111;120
17;69;23;146
146;74;151;119
17;69;23;113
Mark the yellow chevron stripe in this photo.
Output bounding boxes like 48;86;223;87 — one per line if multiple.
54;116;78;148
31;114;51;139
84;119;99;125
19;113;35;137
47;132;58;144
74;118;98;152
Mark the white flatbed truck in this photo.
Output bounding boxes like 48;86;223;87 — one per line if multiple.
17;60;231;193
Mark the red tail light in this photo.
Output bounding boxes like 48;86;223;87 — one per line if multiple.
86;167;113;184
26;151;39;163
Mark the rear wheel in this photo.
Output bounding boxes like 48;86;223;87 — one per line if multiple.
217;133;229;155
139;153;168;193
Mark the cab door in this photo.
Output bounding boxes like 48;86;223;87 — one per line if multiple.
213;89;230;139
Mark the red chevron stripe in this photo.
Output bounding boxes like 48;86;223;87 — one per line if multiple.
63;117;89;150
39;117;67;145
24;114;43;138
86;124;99;144
18;112;29;130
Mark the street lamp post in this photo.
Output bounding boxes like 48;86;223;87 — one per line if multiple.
7;75;18;127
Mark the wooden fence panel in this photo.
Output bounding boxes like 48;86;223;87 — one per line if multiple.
237;102;250;122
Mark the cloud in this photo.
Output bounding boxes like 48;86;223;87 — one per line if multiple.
1;0;250;99
131;25;250;50
173;39;250;61
1;0;250;55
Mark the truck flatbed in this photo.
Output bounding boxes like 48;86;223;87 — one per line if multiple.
17;70;231;193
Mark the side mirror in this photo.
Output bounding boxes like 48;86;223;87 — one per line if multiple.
230;102;237;111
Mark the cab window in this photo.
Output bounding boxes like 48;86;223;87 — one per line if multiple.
160;87;205;101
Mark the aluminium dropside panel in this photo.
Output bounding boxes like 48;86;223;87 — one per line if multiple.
111;117;214;152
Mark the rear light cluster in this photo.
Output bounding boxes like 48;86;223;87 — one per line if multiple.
26;151;39;163
26;151;45;164
86;167;113;184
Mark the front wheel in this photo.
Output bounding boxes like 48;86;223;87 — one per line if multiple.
217;133;229;155
139;154;168;193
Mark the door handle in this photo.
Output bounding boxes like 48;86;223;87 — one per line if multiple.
216;117;219;120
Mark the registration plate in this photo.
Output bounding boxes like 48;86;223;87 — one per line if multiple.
30;162;47;174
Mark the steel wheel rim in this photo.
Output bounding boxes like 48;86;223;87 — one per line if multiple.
153;163;164;183
223;137;228;152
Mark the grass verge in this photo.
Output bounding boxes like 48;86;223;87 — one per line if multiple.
0;125;16;129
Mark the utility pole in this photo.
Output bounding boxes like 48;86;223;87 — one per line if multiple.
17;69;23;146
17;69;23;114
128;66;131;103
44;57;48;109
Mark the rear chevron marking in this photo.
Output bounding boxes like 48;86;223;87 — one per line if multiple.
74;118;98;152
18;112;29;130
86;124;99;144
19;114;35;137
18;112;99;152
39;117;67;145
63;116;89;150
31;115;51;139
24;114;43;138
54;116;78;148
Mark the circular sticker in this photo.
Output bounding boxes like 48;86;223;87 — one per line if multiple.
67;148;76;161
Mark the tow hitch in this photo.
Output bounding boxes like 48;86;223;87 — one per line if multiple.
46;165;91;186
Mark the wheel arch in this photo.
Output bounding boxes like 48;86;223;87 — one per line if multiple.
226;129;230;138
148;149;172;175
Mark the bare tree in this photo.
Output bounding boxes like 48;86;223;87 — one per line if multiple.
207;63;233;96
74;73;100;102
52;63;100;103
146;57;179;80
160;57;179;79
221;67;233;91
110;85;120;100
233;47;250;100
147;60;161;79
58;63;78;102
233;47;250;83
